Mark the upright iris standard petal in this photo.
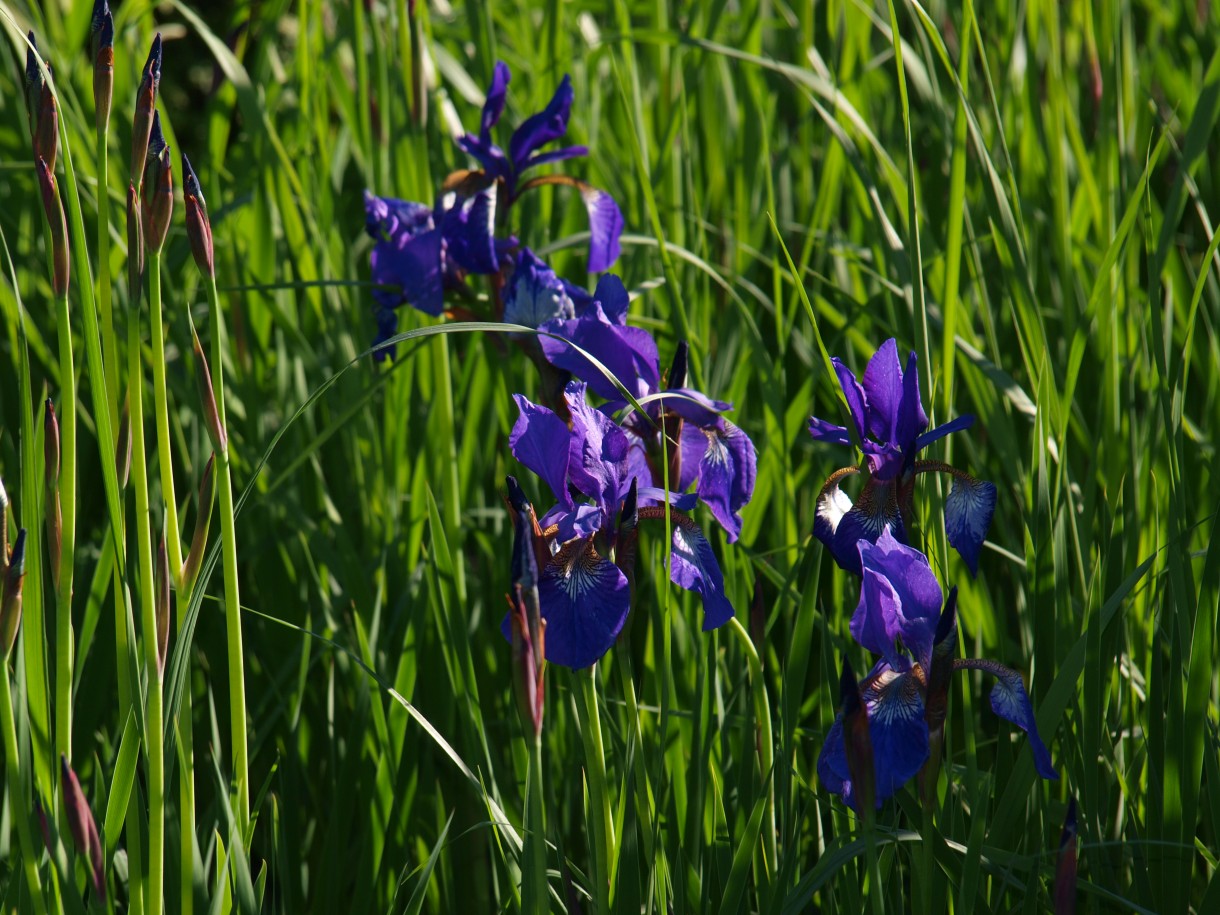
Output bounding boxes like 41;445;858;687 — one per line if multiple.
480;61;511;138
510;396;574;511
668;514;734;630
678;419;756;543
854;529;942;671
582;186;624;272
565;383;629;513
540;303;660;401
509;74;575;171
955;658;1058;780
814;471;906;575
860;339;904;445
943;472;998;576
536;537;630;668
503;249;576;327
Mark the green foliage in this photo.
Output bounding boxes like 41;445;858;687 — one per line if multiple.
0;0;1217;911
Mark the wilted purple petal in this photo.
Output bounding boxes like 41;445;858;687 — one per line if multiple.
582;187;624;272
956;658;1058;780
503;249;576;327
941;472;996;577
509;74;575;171
510;395;574;511
854;529;943;670
668;514;734;630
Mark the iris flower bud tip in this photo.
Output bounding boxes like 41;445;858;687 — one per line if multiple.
668;341;689;390
183;152;215;277
1;529;28;658
36;158;70;296
191;326;227;454
60;755;106;903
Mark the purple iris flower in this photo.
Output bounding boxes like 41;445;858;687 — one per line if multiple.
362;187;506;358
817;529;1057;810
539;296;756;542
505;380;735;668
456;61;623;272
809;338;996;575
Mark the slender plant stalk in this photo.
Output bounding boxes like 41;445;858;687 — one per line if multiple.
98;137;118;430
523;733;549;913
615;653;656;861
204;273;250;833
53;289;76;768
1;664;48;915
864;822;886;915
576;665;613;913
130;310;165;915
146;253;182;582
728;617;776;876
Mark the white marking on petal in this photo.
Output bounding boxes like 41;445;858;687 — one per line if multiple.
817;483;854;536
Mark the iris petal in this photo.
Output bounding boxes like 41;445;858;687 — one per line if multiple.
510;395;574;511
955;658;1058;780
832;358;869;443
943;472;997;576
540;304;661;401
480;61;511;138
861;339;902;445
854;529;942;670
814;472;906;576
565;382;630;513
582;186;625;272
509;74;575;171
503;249;576;327
668;514;734;630
680;419;756;543
592;273;630;324
525;144;589;171
369;226;444;315
442;185;500;274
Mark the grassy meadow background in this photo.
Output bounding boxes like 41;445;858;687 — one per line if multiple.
1;0;1218;911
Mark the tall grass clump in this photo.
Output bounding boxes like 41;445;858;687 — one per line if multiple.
0;1;1217;913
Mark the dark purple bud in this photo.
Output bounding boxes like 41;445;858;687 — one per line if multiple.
155;535;170;679
182;153;214;277
511;492;540;591
1;530;27;656
615;477;641;579
92;2;114;131
925;586;958;737
505;474;531;515
1054;797;1078;914
35;78;59;175
191;322;227;455
34;797;53;858
839;655;875;815
182;454;216;590
60;756;106;903
24;32;42;130
127;183;144;307
130;34;162;186
142;112;173;253
508;499;546;738
44;399;62;590
36;158;69;297
667;341;688;390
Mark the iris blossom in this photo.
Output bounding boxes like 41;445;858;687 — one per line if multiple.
538;290;757;542
506;381;734;668
809;338;996;575
817;529;1057;810
362;187;505;358
456;61;623;272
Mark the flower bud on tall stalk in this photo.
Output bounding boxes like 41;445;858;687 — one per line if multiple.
35;80;59;176
155;536;171;679
60;756;106;903
143;113;173;254
91;1;114;132
182;456;216;591
190;318;227;455
116;391;133;489
1;530;26;657
131;34;162;187
182;153;214;278
36;159;69;297
127;183;144;307
44;400;62;590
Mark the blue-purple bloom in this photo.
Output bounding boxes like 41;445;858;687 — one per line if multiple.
457;61;623;272
505;381;734;668
809;338;996;575
537;298;757;541
817;529;1057;810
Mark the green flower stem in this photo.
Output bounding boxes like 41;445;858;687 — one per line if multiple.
864;821;885;915
0;663;48;915
130;309;165;915
53;289;76;768
728;617;776;875
204;274;250;834
433;337;467;602
97;129;118;431
146;253;182;584
522;733;549;913
576;666;614;913
615;653;657;862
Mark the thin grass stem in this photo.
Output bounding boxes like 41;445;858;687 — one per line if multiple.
576;665;613;913
53;289;76;768
0;662;48;915
146;253;182;584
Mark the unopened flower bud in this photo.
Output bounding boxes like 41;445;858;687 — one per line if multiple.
182;455;215;591
142;112;173;253
127;184;144;307
24;32;41;135
1054;797;1078;915
45;399;62;590
60;756;106;903
36;157;69;297
182;153;214;278
130;33;162;186
190;321;227;454
92;1;114;131
1;530;27;656
35;78;59;175
155;534;171;679
839;656;875;815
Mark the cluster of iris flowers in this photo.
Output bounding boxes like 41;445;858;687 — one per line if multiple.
363;63;758;669
810;342;1057;809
